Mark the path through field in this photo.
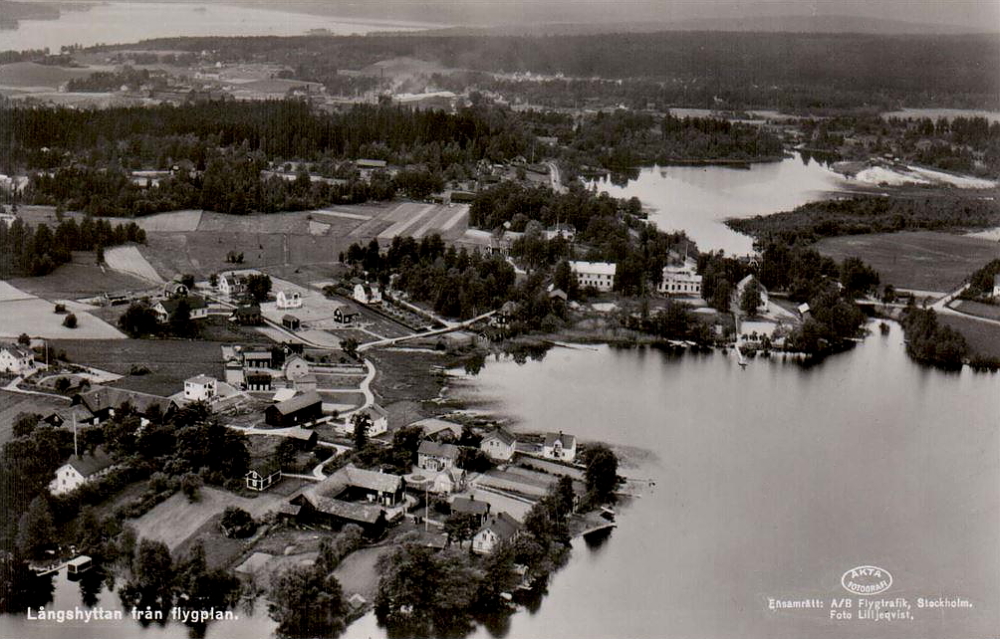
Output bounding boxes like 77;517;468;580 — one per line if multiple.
0;281;125;340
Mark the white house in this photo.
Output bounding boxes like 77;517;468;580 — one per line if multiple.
735;275;769;314
0;343;35;375
431;468;466;495
543;223;576;242
418;440;460;472
472;512;521;554
49;449;116;496
353;283;382;306
570;261;616;292
276;290;303;309
369;403;389;436
183;374;217;402
660;265;702;296
480;428;517;462
993;274;1000;299
153;295;208;322
217;273;247;299
542;431;577;463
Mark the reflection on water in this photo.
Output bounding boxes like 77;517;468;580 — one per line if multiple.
586;153;848;255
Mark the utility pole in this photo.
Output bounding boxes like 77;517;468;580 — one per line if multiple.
424;482;429;533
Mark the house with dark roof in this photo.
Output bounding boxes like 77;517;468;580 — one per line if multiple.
282;314;301;331
472;512;521;554
480;428;517;462
542;431;577;463
74;387;177;425
451;496;491;526
264;391;323;427
334;303;360;324
232;304;263;326
245;458;282;491
418;440;460;472
42;405;95;428
49;448;116;496
153;295;208;322
245;372;272;391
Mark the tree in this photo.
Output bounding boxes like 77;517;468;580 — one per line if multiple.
17;333;30;346
62;313;77;329
12;413;41;438
95;243;104;265
269;565;347;638
15;496;55;560
169;298;195;337
179;273;195;290
444;512;479;547
740;279;762;317
245;273;272;303
220;506;255;538
53;377;71;392
118;301;160;337
340;337;359;360
582;444;619;501
180;473;203;502
351;412;371;450
840;257;880;298
121;538;175;614
456;447;493;473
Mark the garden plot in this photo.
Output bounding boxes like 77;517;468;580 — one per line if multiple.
103;245;165;284
0;281;125;340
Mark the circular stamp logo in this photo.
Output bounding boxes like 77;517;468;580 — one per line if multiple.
841;566;893;596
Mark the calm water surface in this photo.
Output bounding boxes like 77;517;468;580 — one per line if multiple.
586;153;848;254
0;2;428;52
445;322;998;639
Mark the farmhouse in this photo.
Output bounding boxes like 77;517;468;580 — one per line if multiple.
291;492;387;538
334;304;360;324
735;275;769;314
340;465;406;506
472;512;522;554
412;417;463;441
232;304;263;326
353;282;382;306
49;449;116;496
418;440;461;472
570;261;616;292
659;265;702;296
75;387;177;424
264;391;323;427
542;432;577;463
153;295;209;322
431;468;466;495
218;273;248;299
245;458;282;492
0;343;35;375
183;374;217;402
368;403;389;436
42;405;95;428
480;428;517;462
276;290;302;309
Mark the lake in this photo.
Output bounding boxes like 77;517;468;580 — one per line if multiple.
586;153;848;255
0;2;430;53
352;321;999;639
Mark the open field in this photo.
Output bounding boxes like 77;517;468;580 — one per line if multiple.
9;252;155;300
0;390;68;446
815;231;1000;292
130;209;203;232
0;281;125;340
938;314;1000;360
953;300;1000;321
103;245;165;284
50;338;225;396
0;61;94;89
131;485;289;551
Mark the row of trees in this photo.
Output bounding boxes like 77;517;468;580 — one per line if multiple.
899;308;968;369
0;216;145;277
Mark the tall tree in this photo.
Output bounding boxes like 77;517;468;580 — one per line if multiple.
268;565;347;638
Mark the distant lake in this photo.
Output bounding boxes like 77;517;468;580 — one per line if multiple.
881;108;1000;124
0;2;432;52
586;152;849;255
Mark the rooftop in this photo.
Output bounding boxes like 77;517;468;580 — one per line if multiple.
478;512;521;541
452;496;490;515
77;387;175;416
544;432;576;448
65;448;115;478
186;374;216;385
569;261;617;276
1;343;33;358
483;428;516;446
419;440;461;460
270;391;322;415
344;464;404;494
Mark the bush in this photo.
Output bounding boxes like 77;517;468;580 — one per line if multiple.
53;303;67;314
181;472;203;502
220;506;256;538
128;364;151;376
62;313;78;328
53;377;71;392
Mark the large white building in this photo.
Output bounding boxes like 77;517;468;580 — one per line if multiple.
0;343;35;375
49;449;116;496
570;261;617;292
660;264;703;296
184;375;218;402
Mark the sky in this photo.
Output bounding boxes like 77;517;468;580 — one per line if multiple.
265;0;1000;31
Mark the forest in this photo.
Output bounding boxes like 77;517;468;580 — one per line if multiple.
727;195;1000;244
0;216;146;277
100;31;1000;111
